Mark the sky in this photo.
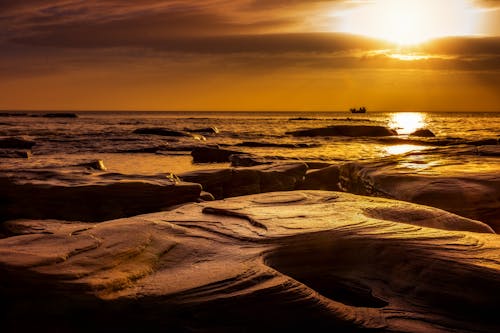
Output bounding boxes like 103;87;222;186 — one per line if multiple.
1;0;500;111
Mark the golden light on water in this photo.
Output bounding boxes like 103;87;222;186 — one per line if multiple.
389;112;427;135
337;0;480;45
384;144;425;156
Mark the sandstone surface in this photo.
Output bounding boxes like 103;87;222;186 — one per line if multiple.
0;191;497;332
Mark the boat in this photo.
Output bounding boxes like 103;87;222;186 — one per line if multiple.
350;107;366;113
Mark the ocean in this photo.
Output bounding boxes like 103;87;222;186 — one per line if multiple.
1;111;499;175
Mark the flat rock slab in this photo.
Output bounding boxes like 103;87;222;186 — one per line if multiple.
0;191;498;332
340;146;500;232
0;167;201;222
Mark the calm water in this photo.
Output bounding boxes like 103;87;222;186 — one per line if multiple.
1;111;499;174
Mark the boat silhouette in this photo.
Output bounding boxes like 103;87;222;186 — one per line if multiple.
350;107;366;113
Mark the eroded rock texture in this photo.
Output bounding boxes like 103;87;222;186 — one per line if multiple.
340;146;500;232
0;191;498;332
0;167;201;222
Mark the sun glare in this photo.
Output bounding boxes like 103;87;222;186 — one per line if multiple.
338;0;479;45
389;112;427;135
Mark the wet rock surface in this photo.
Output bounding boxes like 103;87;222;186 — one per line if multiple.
0;191;498;332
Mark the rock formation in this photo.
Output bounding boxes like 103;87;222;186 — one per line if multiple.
0;167;201;222
0;191;497;332
286;125;397;137
179;163;307;199
340;146;500;232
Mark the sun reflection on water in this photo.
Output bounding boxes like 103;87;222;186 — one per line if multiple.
389;112;427;135
384;144;424;155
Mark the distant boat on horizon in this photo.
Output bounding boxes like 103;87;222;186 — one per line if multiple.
350;107;367;113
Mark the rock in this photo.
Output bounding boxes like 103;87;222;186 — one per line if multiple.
229;154;272;167
134;127;205;140
0;112;28;117
179;163;307;199
199;191;215;201
470;138;499;146
0;149;31;158
42;113;78;118
0;169;201;222
340;146;500;232
179;168;232;199
410;129;435;137
0;137;36;149
298;165;340;191
286;125;397;137
74;159;107;171
0;191;498;332
191;146;243;163
288;117;316;121
184;127;219;134
305;162;333;169
477;145;500;156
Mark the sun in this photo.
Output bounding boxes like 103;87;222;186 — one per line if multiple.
337;0;479;45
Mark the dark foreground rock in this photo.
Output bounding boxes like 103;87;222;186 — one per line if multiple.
0;137;36;149
286;125;397;137
340;146;500;232
0;191;497;332
0;168;201;222
191;146;243;163
179;163;307;199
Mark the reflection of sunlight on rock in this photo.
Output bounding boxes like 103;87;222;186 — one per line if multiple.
389;112;427;135
385;144;423;155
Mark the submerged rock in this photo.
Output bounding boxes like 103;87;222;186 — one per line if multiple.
0;191;497;332
191;146;243;163
179;163;307;199
0;168;201;222
286;125;397;137
340;146;500;232
0;137;36;149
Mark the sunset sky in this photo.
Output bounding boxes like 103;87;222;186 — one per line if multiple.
1;0;500;111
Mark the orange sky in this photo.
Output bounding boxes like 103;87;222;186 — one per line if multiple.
1;0;500;111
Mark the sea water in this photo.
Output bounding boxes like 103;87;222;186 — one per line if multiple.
1;111;499;174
